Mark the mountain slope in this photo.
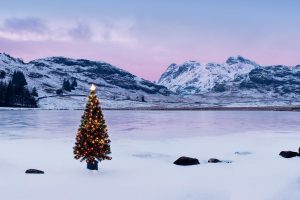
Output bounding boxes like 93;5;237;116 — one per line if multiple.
157;56;300;98
0;53;172;108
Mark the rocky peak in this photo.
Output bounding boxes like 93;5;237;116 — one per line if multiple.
226;55;257;66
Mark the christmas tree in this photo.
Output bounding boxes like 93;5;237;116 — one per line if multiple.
73;84;111;170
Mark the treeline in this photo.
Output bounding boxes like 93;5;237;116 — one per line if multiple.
56;79;77;95
0;71;38;107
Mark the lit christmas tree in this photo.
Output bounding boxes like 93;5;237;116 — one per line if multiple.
73;84;112;170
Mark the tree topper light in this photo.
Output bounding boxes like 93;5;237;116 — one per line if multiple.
90;84;96;91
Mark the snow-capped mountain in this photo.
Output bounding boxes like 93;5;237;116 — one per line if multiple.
0;53;173;109
1;53;300;109
157;56;300;98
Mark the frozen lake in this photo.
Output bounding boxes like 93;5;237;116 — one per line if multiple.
0;110;299;139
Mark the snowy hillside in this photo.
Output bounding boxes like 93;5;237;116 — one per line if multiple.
157;56;300;99
0;53;175;109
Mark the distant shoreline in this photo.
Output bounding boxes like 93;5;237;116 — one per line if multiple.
1;106;300;111
103;106;300;112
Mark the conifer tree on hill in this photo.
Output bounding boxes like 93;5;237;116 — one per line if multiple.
70;79;77;90
73;84;111;170
0;70;6;79
62;79;71;92
31;87;38;97
0;71;37;107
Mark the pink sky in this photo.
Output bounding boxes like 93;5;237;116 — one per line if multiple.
0;1;300;81
2;37;299;81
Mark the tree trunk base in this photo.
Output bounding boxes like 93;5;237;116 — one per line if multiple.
87;161;98;170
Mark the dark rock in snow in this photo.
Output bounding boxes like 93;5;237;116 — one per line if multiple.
132;152;169;159
235;151;252;156
208;158;222;163
208;158;232;163
25;169;45;174
173;156;200;166
279;151;299;158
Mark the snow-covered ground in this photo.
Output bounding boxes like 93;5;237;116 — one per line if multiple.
0;110;299;200
36;95;300;110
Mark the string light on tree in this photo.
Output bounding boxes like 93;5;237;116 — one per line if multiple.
73;83;112;170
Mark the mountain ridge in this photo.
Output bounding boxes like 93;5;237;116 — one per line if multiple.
0;52;171;95
157;56;300;98
0;52;175;109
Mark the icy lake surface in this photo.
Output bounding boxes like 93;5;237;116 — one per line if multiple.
0;110;299;139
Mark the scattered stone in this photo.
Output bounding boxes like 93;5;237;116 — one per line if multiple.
279;151;299;158
208;158;222;163
25;169;44;174
235;151;252;156
132;152;169;159
208;158;232;163
173;156;200;166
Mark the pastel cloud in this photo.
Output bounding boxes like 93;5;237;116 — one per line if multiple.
68;23;92;40
0;17;137;45
3;17;47;33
